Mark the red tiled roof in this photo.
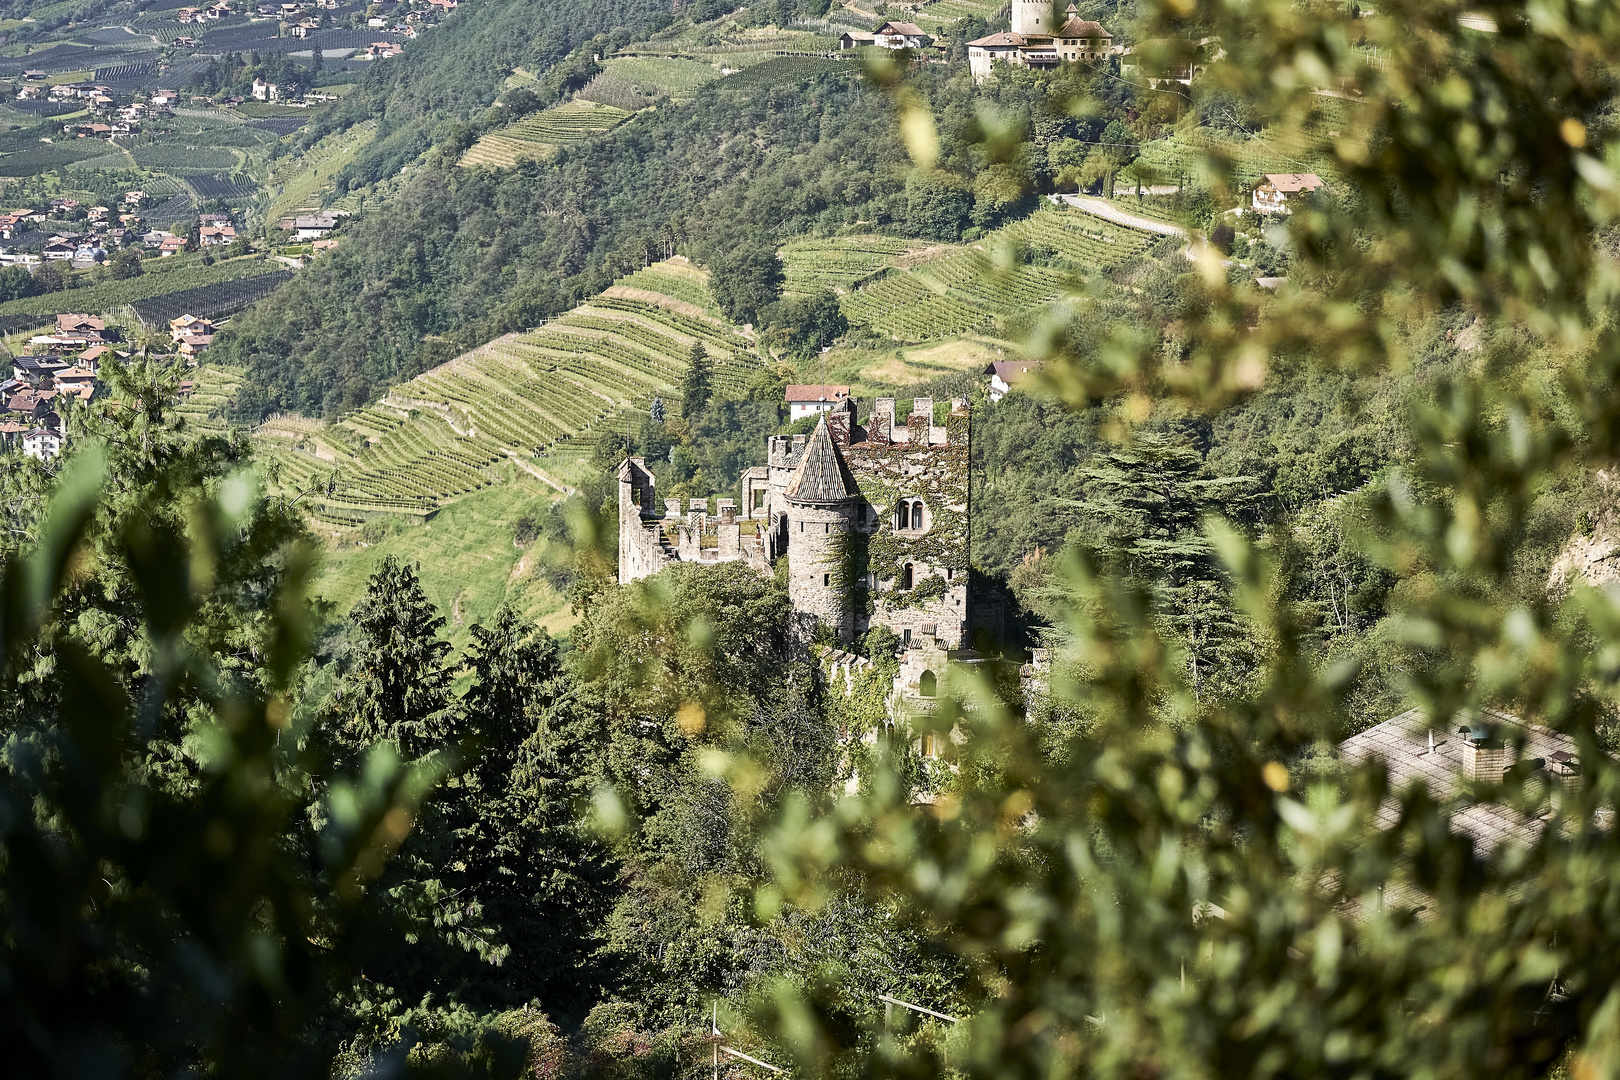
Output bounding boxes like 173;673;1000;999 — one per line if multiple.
1262;172;1325;193
785;384;851;403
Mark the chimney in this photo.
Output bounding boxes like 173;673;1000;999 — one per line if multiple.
717;498;737;524
1461;726;1509;784
664;497;682;518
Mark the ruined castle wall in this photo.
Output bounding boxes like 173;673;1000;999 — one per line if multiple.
841;403;971;647
618;459;670;582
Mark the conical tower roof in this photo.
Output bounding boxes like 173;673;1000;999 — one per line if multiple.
784;416;858;504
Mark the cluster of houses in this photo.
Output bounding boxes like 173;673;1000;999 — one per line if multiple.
0;200;242;269
0;315;124;461
0;311;223;461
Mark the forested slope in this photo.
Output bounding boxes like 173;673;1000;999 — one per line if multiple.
223;64;911;417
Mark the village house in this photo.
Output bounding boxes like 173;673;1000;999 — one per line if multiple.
365;41;404;58
873;21;932;49
785;383;852;422
0;420;27;450
177;334;213;361
838;31;875;49
159;236;187;257
985;359;1039;402
22;69;45;81
123;190;146;206
42;238;77;261
968;1;1114;83
290;213;339;240
199;225;237;246
1253;172;1326;213
16;85;44;101
21;427;63;462
170;314;216;341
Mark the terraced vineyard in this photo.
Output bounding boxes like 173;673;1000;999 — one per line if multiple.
839;209;1155;341
503;102;630;145
780;235;931;296
254;260;761;526
457;134;553;170
175;363;244;436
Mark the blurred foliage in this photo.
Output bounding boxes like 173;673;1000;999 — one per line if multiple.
745;1;1620;1079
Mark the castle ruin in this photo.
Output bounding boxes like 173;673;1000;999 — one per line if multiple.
619;394;973;652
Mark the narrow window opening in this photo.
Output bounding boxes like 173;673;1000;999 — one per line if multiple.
901;564;914;590
903;628;912;647
911;502;923;530
919;670;937;697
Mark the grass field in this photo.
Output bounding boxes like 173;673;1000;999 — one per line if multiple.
818;335;1010;390
310;469;576;652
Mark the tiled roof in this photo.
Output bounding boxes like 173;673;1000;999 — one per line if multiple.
1339;707;1588;851
990;360;1039;383
969;31;1028;47
879;21;927;36
1057;17;1110;36
783;418;858;504
1262;172;1324;193
785;383;850;403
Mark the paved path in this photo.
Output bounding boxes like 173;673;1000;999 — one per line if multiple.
1056;193;1241;268
1055;193;1187;237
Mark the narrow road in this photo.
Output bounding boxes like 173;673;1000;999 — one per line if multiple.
1055;193;1187;236
1056;193;1239;268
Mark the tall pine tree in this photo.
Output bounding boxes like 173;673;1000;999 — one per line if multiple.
681;342;713;419
341;556;455;757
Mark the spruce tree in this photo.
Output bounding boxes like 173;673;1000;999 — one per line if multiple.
681;342;713;418
341;556;455;757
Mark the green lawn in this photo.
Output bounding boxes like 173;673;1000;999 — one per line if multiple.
310;471;576;651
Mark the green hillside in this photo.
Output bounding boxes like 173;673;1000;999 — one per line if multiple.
252;257;758;527
782;208;1158;343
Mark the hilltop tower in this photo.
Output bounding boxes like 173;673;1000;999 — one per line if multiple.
782;416;860;642
1012;0;1056;35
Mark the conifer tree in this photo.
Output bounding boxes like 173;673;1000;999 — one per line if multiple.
681;342;713;418
341;556;455;757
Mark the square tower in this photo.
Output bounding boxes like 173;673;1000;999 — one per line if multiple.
1013;0;1056;35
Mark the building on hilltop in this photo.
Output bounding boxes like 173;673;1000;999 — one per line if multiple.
785;383;851;422
620;394;973;650
968;2;1115;83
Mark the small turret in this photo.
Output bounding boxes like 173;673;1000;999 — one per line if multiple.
783;416;860;642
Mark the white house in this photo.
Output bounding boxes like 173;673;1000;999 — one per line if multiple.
785;384;852;422
22;428;62;461
1253;172;1324;214
986;360;1039;402
873;21;931;49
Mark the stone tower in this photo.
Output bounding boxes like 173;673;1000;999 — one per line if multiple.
1012;0;1055;35
782;415;860;642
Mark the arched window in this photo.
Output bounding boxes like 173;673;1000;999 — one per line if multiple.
919;670;937;697
901;564;914;590
911;501;924;530
895;500;909;529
